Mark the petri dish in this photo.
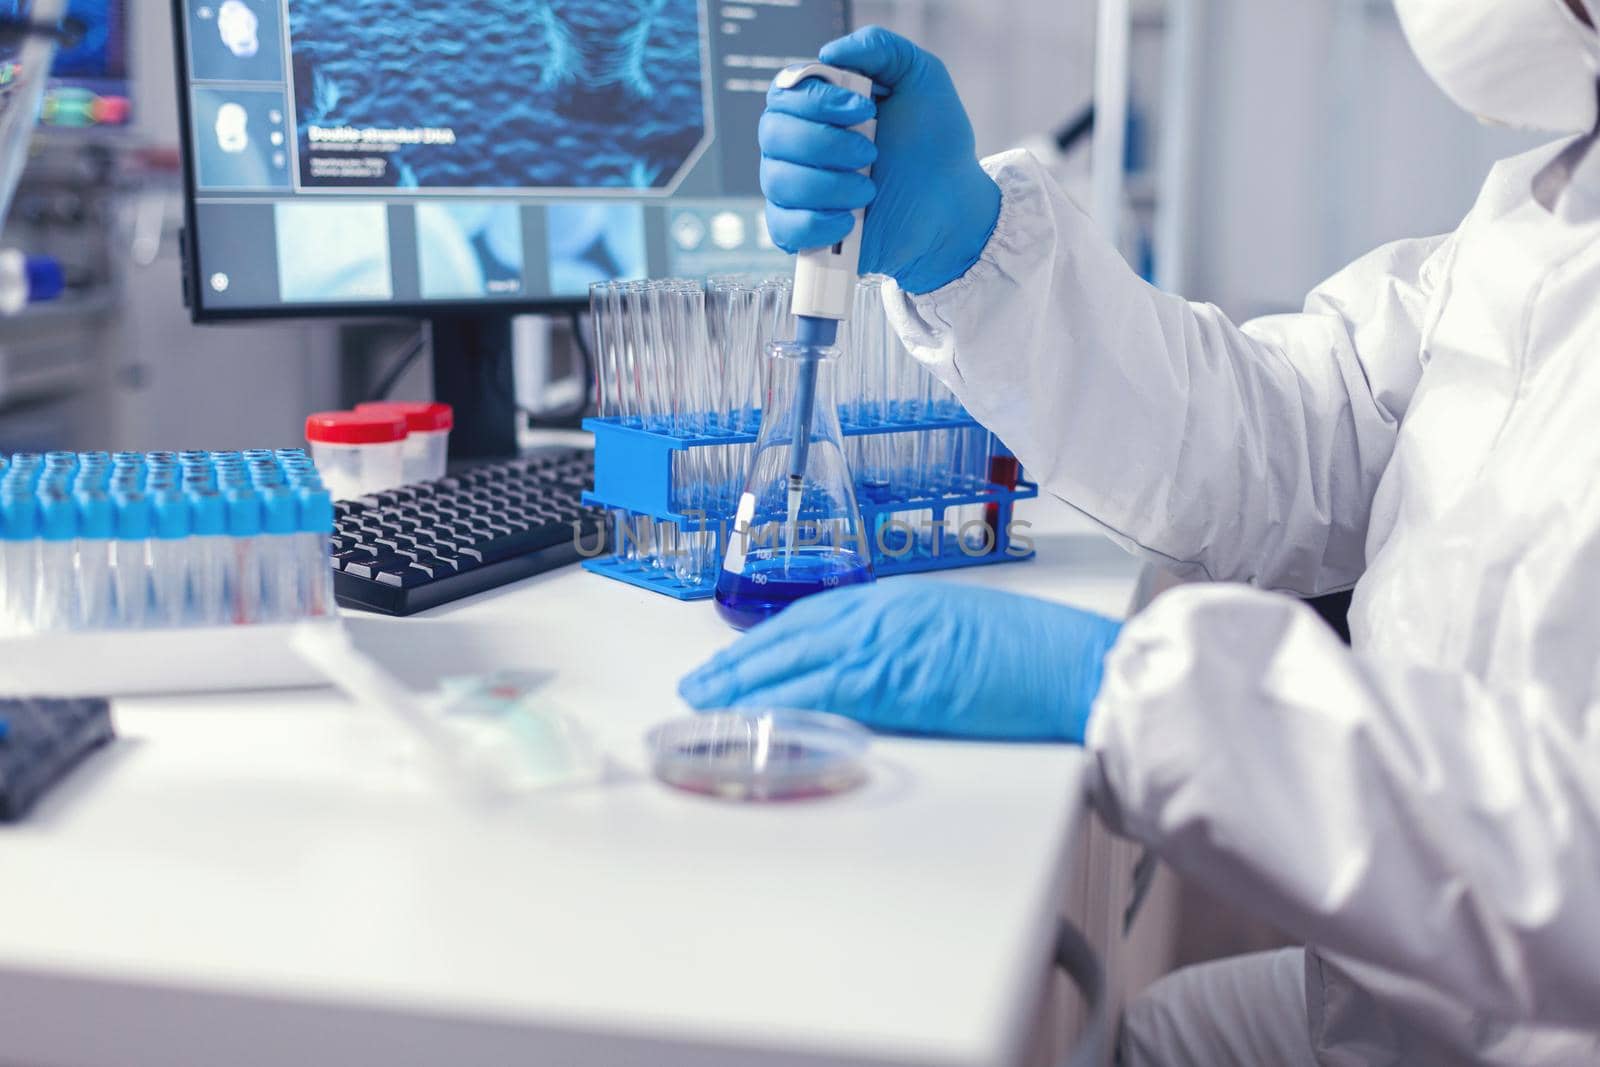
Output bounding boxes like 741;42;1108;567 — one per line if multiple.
646;709;871;802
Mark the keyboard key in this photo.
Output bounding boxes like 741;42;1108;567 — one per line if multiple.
343;552;403;580
375;565;428;587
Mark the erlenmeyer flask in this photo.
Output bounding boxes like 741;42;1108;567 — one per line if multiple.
714;342;874;630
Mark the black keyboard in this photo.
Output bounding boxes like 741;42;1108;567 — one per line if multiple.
0;697;115;822
331;449;603;616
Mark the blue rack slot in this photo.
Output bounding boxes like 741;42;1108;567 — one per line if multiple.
585;411;994;520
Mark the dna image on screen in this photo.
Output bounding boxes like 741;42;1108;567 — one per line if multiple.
286;0;710;192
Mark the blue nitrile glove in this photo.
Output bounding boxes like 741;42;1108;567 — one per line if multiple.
759;26;1002;295
679;582;1123;742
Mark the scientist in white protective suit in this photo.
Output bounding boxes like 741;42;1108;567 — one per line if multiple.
678;0;1600;1062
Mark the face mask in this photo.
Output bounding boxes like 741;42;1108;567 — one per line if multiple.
1395;0;1600;134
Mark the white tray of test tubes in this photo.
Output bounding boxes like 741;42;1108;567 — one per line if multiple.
0;621;339;697
0;448;340;696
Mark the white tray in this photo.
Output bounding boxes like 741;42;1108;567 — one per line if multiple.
0;621;343;697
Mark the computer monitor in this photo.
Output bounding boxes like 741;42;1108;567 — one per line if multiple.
171;0;851;321
36;0;132;130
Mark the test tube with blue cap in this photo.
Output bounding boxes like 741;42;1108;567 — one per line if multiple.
151;490;191;625
34;489;76;631
188;487;230;626
259;486;299;621
227;487;262;624
0;487;36;633
297;485;334;617
112;488;151;628
75;488;113;629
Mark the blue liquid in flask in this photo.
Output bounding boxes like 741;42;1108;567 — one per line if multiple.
714;547;874;630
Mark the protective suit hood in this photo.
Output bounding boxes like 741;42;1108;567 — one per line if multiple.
1395;0;1600;134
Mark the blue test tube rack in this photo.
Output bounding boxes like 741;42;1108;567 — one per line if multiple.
580;410;1038;601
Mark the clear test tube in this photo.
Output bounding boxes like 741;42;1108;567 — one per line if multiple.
259;487;300;621
296;486;335;618
188;488;230;627
74;489;114;630
623;282;665;430
648;283;684;575
714;282;763;526
849;286;892;506
33;490;76;631
590;281;634;566
111;489;152;629
620;282;660;567
589;280;618;422
609;282;644;430
658;284;699;583
226;487;262;625
150;490;192;626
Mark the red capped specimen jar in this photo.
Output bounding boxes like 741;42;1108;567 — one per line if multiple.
304;410;408;500
355;401;452;483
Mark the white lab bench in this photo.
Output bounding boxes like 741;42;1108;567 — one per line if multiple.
0;499;1142;1067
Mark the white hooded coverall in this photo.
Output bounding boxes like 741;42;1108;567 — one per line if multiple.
883;119;1600;1067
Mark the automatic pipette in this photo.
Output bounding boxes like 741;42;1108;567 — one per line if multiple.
771;62;877;553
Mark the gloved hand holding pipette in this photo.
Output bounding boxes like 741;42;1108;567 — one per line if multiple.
682;582;1122;742
760;26;1001;295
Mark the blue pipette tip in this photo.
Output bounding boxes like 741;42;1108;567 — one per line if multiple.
786;315;838;492
0;717;9;743
795;314;838;349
